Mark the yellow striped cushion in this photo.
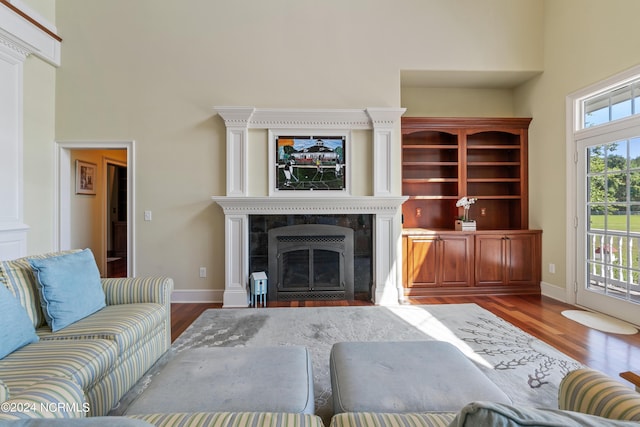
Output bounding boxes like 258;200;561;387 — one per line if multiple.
559;368;640;421
329;412;456;427
130;412;325;427
37;303;166;353
101;276;173;306
0;377;86;419
85;328;167;417
0;339;117;392
0;250;81;329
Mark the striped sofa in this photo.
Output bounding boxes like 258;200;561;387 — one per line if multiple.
0;250;173;419
328;368;640;427
0;368;637;427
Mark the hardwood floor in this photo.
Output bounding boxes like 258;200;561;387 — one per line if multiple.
170;295;640;389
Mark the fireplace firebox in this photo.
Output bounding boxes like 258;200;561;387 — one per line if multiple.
268;224;354;301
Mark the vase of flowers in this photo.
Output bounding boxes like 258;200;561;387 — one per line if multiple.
455;196;477;231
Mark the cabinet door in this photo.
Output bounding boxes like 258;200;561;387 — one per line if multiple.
406;236;438;288
505;233;539;285
439;234;473;286
475;234;506;286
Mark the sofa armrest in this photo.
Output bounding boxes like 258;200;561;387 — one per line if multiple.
101;276;173;306
0;379;8;403
559;368;640;421
0;377;88;420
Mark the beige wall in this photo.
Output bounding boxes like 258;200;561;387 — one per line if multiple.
401;87;516;118
43;0;544;295
516;0;640;295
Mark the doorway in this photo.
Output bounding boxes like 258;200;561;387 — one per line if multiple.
56;141;135;277
106;160;127;277
576;124;640;324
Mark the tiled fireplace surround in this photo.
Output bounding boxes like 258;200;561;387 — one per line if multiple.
213;107;407;307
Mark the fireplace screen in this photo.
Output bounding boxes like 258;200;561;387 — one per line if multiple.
269;225;354;301
280;247;341;291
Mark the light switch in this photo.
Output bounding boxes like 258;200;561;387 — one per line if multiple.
144;211;152;221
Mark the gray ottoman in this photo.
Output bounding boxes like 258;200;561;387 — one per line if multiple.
330;341;511;414
125;346;314;415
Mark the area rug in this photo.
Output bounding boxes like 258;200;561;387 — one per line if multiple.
561;309;638;335
111;304;583;422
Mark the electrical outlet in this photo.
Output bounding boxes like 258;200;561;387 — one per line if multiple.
144;211;152;221
199;267;206;278
549;263;556;274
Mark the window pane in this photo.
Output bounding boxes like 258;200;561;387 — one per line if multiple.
588;146;606;173
582;80;640;128
610;86;633;121
607;140;628;170
588;175;606;204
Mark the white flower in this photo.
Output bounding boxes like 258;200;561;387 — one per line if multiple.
456;197;476;208
456;197;477;222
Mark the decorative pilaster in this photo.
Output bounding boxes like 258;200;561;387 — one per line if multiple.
215;107;255;196
223;214;249;307
366;108;406;196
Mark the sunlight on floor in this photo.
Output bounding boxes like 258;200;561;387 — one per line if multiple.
385;305;494;369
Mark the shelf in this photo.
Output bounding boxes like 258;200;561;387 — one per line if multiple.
467;145;521;150
403;161;458;166
406;195;459;200
404;178;458;183
467;178;520;183
404;144;458;149
467;162;520;166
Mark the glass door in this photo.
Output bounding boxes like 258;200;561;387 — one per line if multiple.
577;128;640;325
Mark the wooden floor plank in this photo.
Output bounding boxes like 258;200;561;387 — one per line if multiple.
170;294;640;389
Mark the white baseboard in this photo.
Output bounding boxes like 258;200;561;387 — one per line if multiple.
540;281;569;303
171;289;224;303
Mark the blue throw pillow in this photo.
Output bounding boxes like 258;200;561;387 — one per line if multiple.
29;249;106;332
0;284;39;358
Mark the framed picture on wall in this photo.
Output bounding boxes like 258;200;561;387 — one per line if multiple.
76;160;97;195
268;130;351;196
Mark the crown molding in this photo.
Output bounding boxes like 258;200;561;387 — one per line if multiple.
215;107;405;130
0;0;61;66
212;196;408;215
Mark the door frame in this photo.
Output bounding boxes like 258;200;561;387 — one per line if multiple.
55;140;136;276
566;64;640;326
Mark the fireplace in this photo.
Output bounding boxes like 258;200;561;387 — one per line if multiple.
212;106;406;307
268;224;355;301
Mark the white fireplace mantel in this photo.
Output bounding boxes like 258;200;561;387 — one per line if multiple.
213;196;408;215
212;106;407;307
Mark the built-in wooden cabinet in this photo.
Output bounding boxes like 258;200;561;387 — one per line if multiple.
404;232;473;289
402;230;541;298
474;230;541;291
401;117;541;298
402;117;531;230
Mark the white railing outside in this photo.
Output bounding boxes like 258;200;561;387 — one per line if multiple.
588;229;640;302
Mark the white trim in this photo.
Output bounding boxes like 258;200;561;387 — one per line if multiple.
540;281;567;302
0;1;61;66
212;196;408;215
171;289;223;303
55;141;136;276
0;41;27;260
